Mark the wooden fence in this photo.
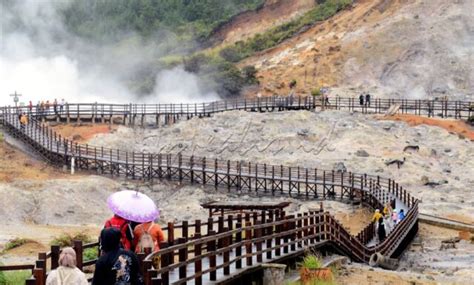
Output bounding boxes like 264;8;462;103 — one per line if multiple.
1;97;473;127
0;97;428;284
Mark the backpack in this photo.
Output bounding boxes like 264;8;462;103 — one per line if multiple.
135;223;158;253
105;219;133;250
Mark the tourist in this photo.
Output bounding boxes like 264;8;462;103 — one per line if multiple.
60;98;66;113
93;228;143;285
378;218;386;243
383;202;392;217
54;98;58;114
28;101;33;113
36;101;41;114
365;93;371;107
392;209;398;225
383;211;393;233
40;101;45;115
372;209;383;232
359;94;364;106
104;214;134;251
133;220;166;253
372;209;382;223
398;209;406;221
46;100;50;114
45;247;88;285
20;113;28;130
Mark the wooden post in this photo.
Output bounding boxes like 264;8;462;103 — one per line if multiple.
159;242;170;285
51;245;60;270
178;238;187;281
208;230;217;281
194;233;202;285
74;240;83;271
236;222;243;269
245;222;252;266
256;222;263;263
223;229;230;275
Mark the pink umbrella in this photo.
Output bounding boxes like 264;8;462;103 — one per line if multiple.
107;190;159;223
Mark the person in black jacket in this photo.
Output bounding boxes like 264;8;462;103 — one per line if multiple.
377;218;386;243
93;228;143;285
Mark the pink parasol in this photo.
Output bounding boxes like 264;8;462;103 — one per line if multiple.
107;190;159;223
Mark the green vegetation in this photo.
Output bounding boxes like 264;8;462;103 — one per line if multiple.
2;238;29;252
59;0;350;97
84;247;99;262
0;269;31;285
50;232;98;262
311;88;322;97
219;0;352;62
61;0;264;44
298;254;323;269
50;232;92;247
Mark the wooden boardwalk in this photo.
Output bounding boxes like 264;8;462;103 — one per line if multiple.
0;97;452;284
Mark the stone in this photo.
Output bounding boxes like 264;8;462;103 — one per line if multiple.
297;129;309;136
334;162;347;173
356;149;370;157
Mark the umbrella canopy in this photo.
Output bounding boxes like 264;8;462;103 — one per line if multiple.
107;190;159;223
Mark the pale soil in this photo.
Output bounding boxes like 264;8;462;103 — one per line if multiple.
211;0;316;46
90;110;474;222
240;0;473;100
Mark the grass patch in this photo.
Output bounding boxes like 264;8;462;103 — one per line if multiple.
83;247;99;262
0;269;31;285
219;0;352;62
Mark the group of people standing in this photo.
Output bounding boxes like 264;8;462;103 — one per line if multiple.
372;203;405;243
359;93;371;107
46;214;165;285
29;98;66;115
91;214;165;284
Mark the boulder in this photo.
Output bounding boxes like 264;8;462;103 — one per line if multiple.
355;149;369;157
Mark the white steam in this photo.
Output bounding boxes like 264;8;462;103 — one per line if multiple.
0;0;217;106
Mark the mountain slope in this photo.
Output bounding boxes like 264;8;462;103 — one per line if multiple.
239;0;473;100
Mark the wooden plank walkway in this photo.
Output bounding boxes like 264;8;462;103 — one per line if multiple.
0;97;431;285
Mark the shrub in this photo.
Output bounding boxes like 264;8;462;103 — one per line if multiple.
50;232;92;247
3;238;29;252
289;79;297;89
242;65;259;85
299;254;323;269
311;88;322;97
84;247;99;262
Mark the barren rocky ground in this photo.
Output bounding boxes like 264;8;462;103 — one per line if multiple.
90;110;474;223
241;0;474;101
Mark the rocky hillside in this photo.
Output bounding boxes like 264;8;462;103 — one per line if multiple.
237;0;473;100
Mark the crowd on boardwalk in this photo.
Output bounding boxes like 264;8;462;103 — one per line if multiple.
372;202;406;244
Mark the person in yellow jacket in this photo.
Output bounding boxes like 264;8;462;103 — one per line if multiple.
372;209;382;223
20;114;28;125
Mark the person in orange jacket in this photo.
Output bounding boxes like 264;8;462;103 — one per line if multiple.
133;221;165;253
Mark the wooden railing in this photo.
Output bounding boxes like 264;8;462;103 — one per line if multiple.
0;97;427;284
1;97;473;122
